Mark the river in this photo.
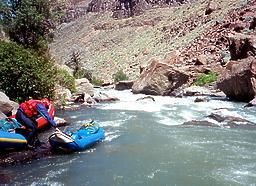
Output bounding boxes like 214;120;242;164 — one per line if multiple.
5;89;256;185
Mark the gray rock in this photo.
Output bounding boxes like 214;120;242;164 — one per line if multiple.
93;92;119;102
75;78;94;96
0;92;19;115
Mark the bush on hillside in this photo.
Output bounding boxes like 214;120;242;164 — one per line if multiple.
193;71;218;86
55;69;76;93
91;76;104;86
74;68;93;81
0;41;56;102
113;70;128;83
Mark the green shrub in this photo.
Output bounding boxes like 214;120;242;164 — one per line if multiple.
194;72;218;86
0;41;56;101
113;70;128;83
55;69;76;93
91;76;104;86
74;68;93;81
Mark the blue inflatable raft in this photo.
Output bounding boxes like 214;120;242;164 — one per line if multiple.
49;121;104;152
0;118;27;150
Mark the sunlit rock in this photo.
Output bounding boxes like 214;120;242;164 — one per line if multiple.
132;59;189;96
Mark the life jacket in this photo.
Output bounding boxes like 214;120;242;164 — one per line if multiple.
20;100;41;118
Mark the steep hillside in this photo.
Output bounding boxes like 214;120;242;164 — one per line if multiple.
49;0;253;83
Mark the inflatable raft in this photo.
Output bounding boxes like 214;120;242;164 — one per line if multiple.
49;121;104;152
0;118;27;150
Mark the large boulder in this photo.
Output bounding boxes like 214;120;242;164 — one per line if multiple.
132;59;189;95
0;92;19;116
75;78;94;96
115;80;134;90
217;57;256;101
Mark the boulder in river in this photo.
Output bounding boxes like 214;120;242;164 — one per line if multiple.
183;108;256;129
217;56;256;102
132;59;189;96
75;78;94;96
115;80;134;91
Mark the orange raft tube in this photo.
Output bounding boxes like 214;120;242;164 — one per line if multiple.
36;102;55;129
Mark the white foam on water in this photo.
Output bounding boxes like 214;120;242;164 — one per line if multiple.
100;120;124;128
31;169;67;186
70;115;78;119
212;163;256;185
104;131;121;142
46;169;68;178
31;181;64;186
147;169;161;179
78;148;96;154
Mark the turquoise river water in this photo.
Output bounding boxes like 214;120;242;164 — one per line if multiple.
4;89;256;186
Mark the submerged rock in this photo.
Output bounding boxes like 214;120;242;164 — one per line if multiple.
0;144;53;166
136;96;155;102
183;108;256;129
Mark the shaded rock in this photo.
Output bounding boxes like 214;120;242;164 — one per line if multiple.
183;120;218;127
228;33;256;60
183;108;256;129
194;97;208;102
87;0;114;13
136;96;155;101
112;0;150;19
205;1;219;15
208;108;256;128
0;144;53;166
75;78;94;96
115;80;134;90
249;17;256;30
0;101;13;116
132;59;189;96
217;57;256;101
244;97;256;107
0;170;12;184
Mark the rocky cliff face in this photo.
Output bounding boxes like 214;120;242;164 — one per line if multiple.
88;0;194;18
